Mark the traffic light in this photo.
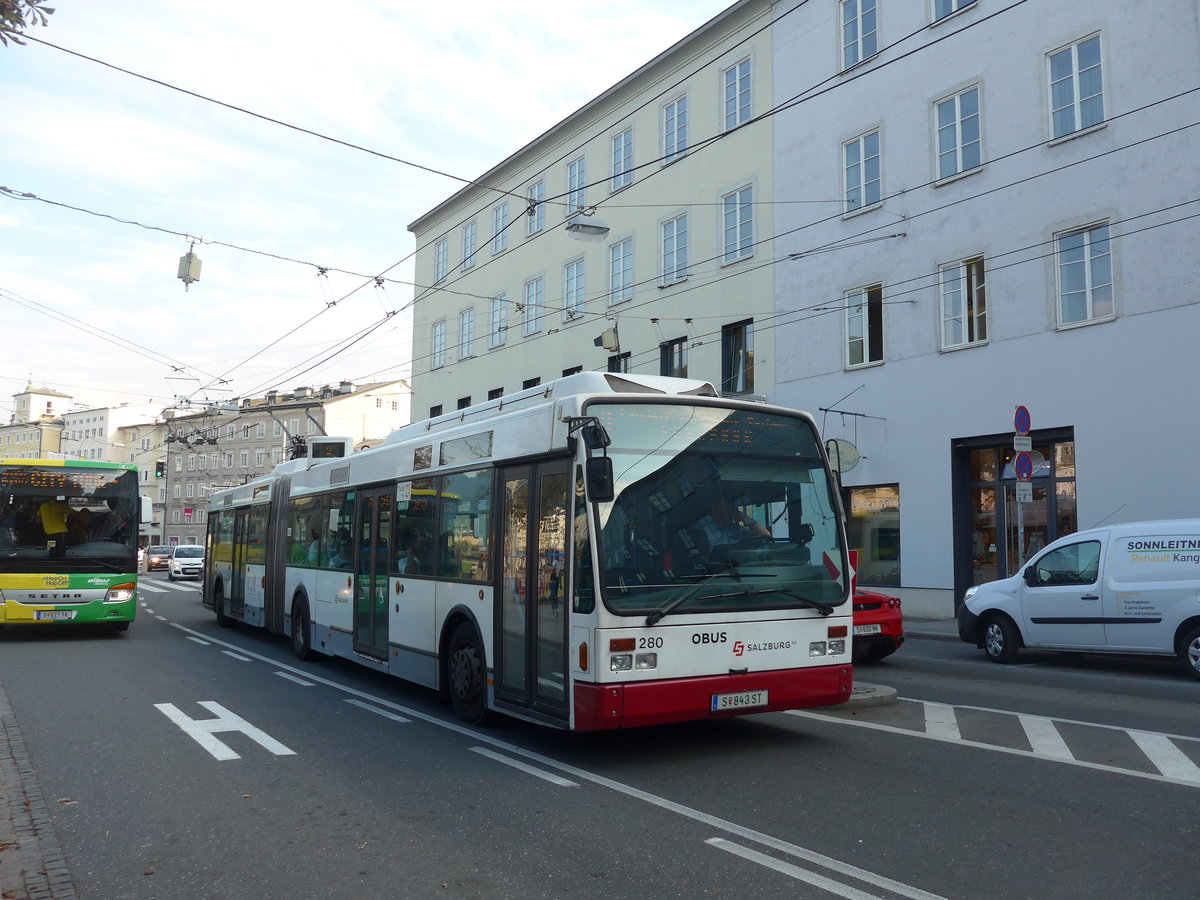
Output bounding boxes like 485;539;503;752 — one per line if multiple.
155;460;165;478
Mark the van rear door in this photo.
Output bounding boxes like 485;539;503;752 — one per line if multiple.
1019;536;1107;648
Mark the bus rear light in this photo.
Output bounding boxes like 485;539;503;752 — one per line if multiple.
827;625;848;638
609;637;636;652
635;652;657;670
610;653;633;671
579;641;589;672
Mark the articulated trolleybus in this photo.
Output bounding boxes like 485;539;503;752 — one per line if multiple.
203;373;853;729
0;458;144;631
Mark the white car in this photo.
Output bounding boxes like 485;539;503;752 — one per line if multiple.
168;545;205;581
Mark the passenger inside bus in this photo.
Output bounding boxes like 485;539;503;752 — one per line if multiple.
397;527;432;575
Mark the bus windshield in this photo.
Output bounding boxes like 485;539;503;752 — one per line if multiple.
0;464;139;572
586;402;847;618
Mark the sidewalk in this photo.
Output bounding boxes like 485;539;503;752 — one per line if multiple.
903;616;961;642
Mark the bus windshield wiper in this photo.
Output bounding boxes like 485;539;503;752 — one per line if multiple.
646;570;738;626
738;587;836;616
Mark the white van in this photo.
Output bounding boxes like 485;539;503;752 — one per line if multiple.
957;519;1200;679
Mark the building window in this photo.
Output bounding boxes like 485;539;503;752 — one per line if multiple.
462;222;477;270
256;422;265;439
522;378;541;390
660;338;687;378
1049;35;1103;139
608;353;630;374
432;320;447;369
488;388;504;400
567;157;586;212
661;213;689;284
663;95;687;162
429;405;443;418
722;187;753;263
434;239;448;282
226;425;235;440
185;482;194;498
457;397;471;410
523;277;544;336
936;87;981;180
844;130;881;213
224;452;234;468
611;128;633;191
846;284;884;367
273;421;282;437
608;238;633;306
459;308;475;359
844;484;900;587
272;450;283;465
940;257;987;348
187;454;196;471
526;181;544;234
721;320;754;394
172;509;180;524
492;203;509;254
564;258;586;320
722;57;751;130
1056;223;1112;325
490;295;508;347
255;450;265;468
239;451;249;468
841;0;877;70
242;425;250;439
934;0;975;20
562;366;583;377
198;453;207;469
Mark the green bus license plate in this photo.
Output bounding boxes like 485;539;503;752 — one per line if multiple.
711;690;767;712
35;610;76;621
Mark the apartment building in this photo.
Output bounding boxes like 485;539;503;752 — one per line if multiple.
408;0;776;416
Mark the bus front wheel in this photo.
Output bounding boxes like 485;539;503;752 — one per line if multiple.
214;584;233;628
447;622;489;725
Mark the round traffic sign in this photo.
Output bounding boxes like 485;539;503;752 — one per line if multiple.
1014;451;1034;481
1014;405;1031;436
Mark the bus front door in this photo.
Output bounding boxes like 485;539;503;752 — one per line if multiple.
353;487;393;660
496;460;569;720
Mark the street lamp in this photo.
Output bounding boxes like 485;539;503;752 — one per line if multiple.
565;210;610;241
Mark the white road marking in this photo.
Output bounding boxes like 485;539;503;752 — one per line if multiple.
165;623;950;900
707;839;885;900
1019;715;1074;759
345;699;410;722
471;747;578;787
275;671;314;686
154;700;295;761
138;583;166;594
186;636;210;646
221;651;251;662
1129;731;1200;783
922;702;960;740
155;615;167;621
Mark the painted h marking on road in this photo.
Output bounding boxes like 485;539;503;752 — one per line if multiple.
1019;715;1074;760
154;701;296;761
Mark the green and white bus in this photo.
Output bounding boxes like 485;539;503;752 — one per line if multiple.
204;373;854;730
0;458;145;631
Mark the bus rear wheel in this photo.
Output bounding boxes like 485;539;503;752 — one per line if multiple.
447;622;488;724
214;584;233;628
291;599;315;662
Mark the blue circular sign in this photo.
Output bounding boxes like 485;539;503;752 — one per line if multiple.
1014;405;1031;436
1014;451;1034;481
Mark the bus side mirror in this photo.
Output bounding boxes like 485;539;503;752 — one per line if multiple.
140;495;153;524
585;456;615;503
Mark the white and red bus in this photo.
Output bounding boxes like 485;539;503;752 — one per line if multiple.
203;373;853;729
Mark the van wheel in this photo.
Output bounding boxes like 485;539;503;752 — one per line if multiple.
1179;626;1200;680
983;614;1020;664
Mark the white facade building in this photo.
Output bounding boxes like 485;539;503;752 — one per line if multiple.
771;0;1200;615
405;0;1199;618
408;0;777;417
61;403;159;462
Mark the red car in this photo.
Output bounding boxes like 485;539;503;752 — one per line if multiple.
852;588;905;662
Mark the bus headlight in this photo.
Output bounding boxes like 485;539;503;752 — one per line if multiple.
809;641;827;657
828;639;846;655
634;652;657;670
610;653;633;671
105;582;136;604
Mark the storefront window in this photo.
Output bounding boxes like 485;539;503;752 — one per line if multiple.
844;484;900;587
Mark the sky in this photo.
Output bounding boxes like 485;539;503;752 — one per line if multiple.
0;0;733;421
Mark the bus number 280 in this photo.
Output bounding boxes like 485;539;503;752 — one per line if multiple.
639;636;663;649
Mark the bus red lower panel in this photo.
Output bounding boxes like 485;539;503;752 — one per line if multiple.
572;665;853;731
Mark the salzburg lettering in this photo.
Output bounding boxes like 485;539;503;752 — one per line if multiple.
732;640;797;656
